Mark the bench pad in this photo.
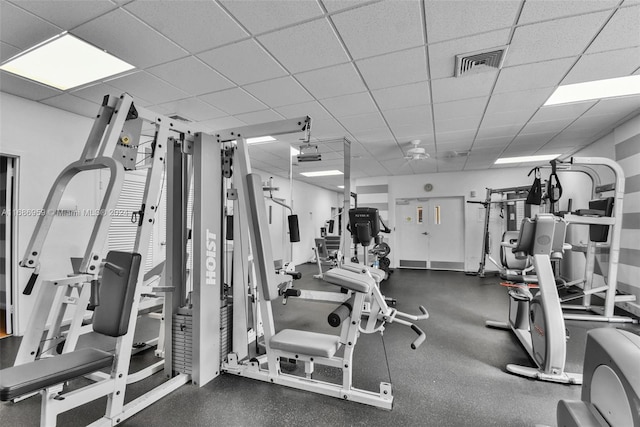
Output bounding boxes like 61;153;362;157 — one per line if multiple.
270;329;340;358
0;348;113;401
341;262;384;283
323;268;372;294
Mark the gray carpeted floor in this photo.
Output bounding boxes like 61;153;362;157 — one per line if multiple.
1;264;638;426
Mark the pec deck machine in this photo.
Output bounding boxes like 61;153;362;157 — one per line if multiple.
0;93;428;426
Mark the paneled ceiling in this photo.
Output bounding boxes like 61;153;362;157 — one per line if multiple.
1;0;639;191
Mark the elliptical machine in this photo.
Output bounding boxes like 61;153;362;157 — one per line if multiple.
349;207;393;280
486;213;582;385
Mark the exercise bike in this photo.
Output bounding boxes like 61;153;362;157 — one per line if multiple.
486;213;582;384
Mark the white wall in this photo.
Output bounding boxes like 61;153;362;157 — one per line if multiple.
357;168;533;272
1;93;99;334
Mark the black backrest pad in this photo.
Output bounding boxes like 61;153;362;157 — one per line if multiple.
93;251;141;337
589;197;614;242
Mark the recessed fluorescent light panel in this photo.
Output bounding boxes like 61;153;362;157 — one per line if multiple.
0;33;134;90
246;136;276;144
337;185;344;189
544;75;640;106
495;154;560;164
300;170;343;177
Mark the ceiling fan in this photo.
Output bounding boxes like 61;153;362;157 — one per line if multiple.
404;140;430;161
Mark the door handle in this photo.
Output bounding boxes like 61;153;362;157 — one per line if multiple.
422;232;429;236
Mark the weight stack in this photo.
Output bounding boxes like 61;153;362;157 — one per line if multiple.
220;302;233;362
172;312;193;375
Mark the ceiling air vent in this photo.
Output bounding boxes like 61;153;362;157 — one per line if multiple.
169;114;191;122
455;46;508;77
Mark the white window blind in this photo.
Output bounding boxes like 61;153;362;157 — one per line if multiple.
107;174;153;272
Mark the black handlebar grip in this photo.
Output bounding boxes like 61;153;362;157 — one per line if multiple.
286;271;302;280
410;324;426;350
23;273;39;295
327;296;354;328
284;289;301;298
89;279;100;308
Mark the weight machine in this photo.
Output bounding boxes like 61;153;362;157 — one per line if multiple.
468;185;531;277
221;132;428;409
552;157;636;323
0;94;197;425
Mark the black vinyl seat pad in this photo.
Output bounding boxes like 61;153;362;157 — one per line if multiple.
0;348;113;401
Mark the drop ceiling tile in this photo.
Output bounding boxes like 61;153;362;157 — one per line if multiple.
40;93;100;118
582;96;640;117
357;47;428;90
332;0;423;60
502;144;543;156
510;132;557;147
0;2;60;49
124;1;248;53
0;71;61;100
71;82;145;105
436;129;476;144
147;57;234;96
520;118;574;134
199;87;267;115
433;97;488;121
259;18;349;73
13;1;116;30
467;146;504;160
311;117;349;138
73;9;187;69
485;87;555;115
323;0;379;14
365;141;404;157
221;0;323;35
275;100;333;120
431;72;497;103
153;98;227;122
518;0;618;24
383;105;431;128
495;57;575;94
435;116;481;133
198;39;288;86
0;41;20;62
531;101;597;122
586;6;640;54
392;124;434;140
428;29;511;79
351;127;395;143
424;1;520;44
476;124;523;139
199;116;247;133
473;135;514;148
371;81;430;111
321;92;377;117
106;72;188;105
339;112;387;132
235;109;286;125
562;47;640;84
481;109;536;129
295;63;366;99
504;12;610;67
243;76;313;108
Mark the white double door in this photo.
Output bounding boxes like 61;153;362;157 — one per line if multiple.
395;197;465;271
